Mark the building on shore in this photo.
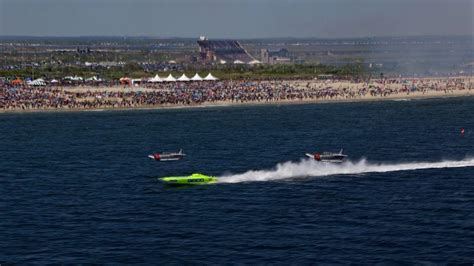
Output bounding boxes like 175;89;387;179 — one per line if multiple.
260;48;292;64
197;36;256;64
76;47;91;55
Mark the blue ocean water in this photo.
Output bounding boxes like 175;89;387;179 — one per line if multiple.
1;97;474;263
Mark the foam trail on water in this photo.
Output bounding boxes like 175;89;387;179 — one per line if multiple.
218;158;474;183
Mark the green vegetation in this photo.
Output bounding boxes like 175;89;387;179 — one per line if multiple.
0;63;365;80
211;63;365;79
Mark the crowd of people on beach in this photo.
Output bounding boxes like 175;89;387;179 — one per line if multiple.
1;78;472;111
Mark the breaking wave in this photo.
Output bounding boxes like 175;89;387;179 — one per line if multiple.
218;158;474;183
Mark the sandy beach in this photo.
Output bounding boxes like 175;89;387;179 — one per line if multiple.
1;90;472;114
1;77;472;113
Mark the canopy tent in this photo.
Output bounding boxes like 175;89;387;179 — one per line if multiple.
148;74;162;83
163;74;177;82
190;73;203;81
177;74;190;82
85;76;102;82
10;78;23;86
204;73;218;81
248;60;262;65
27;78;46;86
131;78;143;85
119;77;131;85
64;75;83;81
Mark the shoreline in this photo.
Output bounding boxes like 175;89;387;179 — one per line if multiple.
1;90;472;114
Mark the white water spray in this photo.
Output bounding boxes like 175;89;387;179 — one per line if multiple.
218;158;474;183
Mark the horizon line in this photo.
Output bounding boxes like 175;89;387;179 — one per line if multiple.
0;34;472;41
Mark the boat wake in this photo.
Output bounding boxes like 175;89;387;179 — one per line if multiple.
218;157;474;183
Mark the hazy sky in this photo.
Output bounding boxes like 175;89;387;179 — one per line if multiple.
0;0;472;38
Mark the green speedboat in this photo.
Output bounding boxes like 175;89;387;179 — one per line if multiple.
159;173;218;185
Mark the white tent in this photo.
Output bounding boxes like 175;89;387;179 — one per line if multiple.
248;60;262;65
163;74;177;82
177;74;190;82
85;76;102;82
27;78;46;86
190;73;203;81
148;74;162;83
50;79;59;83
131;78;143;85
233;60;245;64
71;75;83;81
204;73;218;81
64;75;83;81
